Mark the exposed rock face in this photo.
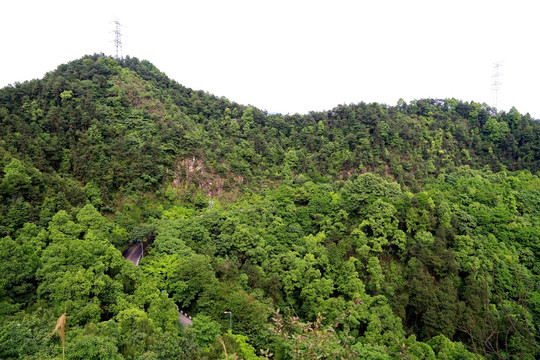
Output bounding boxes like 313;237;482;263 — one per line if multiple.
172;156;244;199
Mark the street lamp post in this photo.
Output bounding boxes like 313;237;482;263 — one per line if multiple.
224;311;232;332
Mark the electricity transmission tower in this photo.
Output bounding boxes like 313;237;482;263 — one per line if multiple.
113;19;123;59
491;62;503;109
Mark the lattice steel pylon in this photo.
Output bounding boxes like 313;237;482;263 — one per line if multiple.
113;19;123;60
491;62;503;109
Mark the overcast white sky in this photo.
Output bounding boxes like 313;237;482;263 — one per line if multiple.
1;0;539;118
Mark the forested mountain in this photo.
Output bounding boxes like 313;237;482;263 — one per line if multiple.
0;54;539;359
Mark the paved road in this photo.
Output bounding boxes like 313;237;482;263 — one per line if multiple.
178;310;193;327
125;243;144;266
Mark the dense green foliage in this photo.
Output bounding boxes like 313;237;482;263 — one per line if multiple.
0;55;539;359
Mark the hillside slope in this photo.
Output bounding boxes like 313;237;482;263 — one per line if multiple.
0;55;538;359
1;55;539;206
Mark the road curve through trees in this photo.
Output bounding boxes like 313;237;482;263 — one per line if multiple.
123;242;193;327
124;243;144;266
